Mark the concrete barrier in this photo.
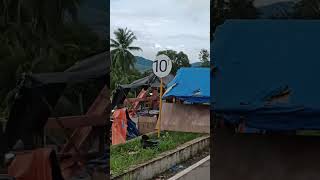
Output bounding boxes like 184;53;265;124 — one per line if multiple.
161;102;210;133
213;127;320;180
111;135;210;180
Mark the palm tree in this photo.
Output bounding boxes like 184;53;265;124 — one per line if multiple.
0;0;89;113
110;28;142;73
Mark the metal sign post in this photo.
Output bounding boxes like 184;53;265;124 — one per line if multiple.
153;54;172;138
158;78;163;137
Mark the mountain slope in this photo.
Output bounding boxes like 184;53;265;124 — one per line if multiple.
134;56;153;72
192;62;202;67
134;56;203;71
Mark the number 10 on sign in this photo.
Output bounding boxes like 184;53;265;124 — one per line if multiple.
153;55;172;137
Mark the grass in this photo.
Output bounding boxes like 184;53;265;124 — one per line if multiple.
296;130;320;136
110;131;204;176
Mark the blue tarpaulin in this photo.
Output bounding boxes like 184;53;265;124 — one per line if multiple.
212;20;320;131
127;119;139;139
163;67;210;104
126;110;139;139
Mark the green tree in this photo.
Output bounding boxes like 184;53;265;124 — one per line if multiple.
0;0;81;32
156;50;190;75
110;67;143;91
199;49;210;67
110;28;142;73
110;28;142;91
212;0;227;40
225;0;259;19
0;0;106;115
211;0;258;40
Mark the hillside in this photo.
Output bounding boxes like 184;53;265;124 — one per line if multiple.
191;62;202;67
134;56;153;72
134;56;202;71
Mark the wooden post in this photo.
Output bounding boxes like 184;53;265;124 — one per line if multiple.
79;93;84;115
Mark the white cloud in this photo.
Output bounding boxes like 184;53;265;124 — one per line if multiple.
154;43;162;49
110;0;210;62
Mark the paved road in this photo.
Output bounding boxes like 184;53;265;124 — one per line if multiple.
169;156;210;180
180;160;210;180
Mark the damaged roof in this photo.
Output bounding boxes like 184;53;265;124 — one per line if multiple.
4;51;109;149
111;73;174;109
213;20;320;109
212;20;320;130
27;52;109;85
163;67;210;104
119;73;174;89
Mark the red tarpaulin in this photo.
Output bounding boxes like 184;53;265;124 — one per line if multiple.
112;108;127;145
8;148;63;180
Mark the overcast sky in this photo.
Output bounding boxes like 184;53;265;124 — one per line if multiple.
110;0;210;63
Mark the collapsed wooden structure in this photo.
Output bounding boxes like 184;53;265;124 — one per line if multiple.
0;51;110;180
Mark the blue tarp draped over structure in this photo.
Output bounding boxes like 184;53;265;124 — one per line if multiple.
127;119;139;140
212;20;320;131
163;67;210;104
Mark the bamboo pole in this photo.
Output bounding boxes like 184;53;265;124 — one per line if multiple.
158;78;163;138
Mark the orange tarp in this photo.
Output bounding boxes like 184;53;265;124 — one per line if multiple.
112;108;128;145
8;148;56;180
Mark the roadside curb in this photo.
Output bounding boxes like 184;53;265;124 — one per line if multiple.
111;135;210;180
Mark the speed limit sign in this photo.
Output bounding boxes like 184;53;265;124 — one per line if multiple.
153;54;172;137
153;54;172;78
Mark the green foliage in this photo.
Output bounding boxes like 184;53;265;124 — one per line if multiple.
110;131;204;176
225;0;259;19
212;0;320;37
156;50;191;75
111;68;143;91
211;0;225;40
211;0;258;38
199;49;210;67
110;28;143;91
111;28;142;72
0;0;106;114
